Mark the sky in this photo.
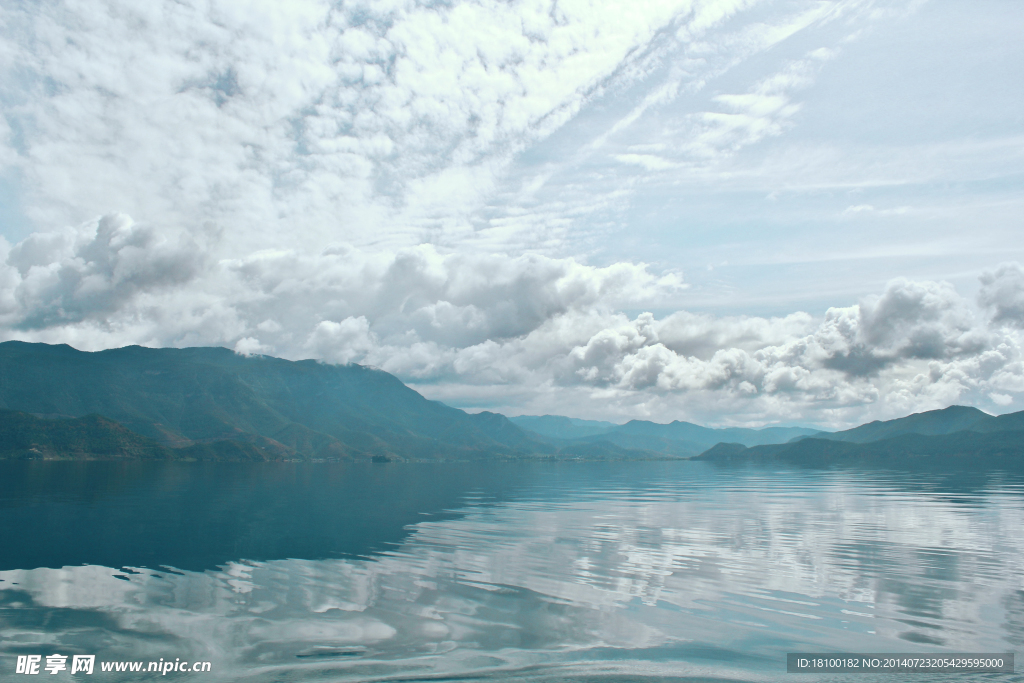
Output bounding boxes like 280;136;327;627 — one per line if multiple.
0;0;1022;428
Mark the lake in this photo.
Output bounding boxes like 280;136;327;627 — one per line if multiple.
1;460;1021;681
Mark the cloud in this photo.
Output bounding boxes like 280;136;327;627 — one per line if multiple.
822;278;987;374
2;214;1022;427
679;47;834;160
1;0;914;261
613;154;680;171
549;277;998;405
234;336;274;357
0;1;1021;428
305;317;376;365
0;0;703;251
2;213;204;329
979;263;1024;327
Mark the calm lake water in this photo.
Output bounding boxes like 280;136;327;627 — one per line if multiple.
1;460;1022;682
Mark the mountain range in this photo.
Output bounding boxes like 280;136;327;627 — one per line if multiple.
0;341;708;461
1;341;1020;467
0;342;543;461
695;405;1024;468
509;414;820;458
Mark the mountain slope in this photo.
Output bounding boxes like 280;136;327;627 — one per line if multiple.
809;405;993;444
509;415;617;439
512;414;822;457
0;410;320;461
0;410;172;459
973;410;1024;434
613;420;821;448
0;342;545;461
695;409;1024;469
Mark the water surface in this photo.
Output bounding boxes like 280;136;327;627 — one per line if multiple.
1;460;1021;681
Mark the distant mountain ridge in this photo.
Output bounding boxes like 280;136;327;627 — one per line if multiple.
511;414;821;458
798;405;992;443
509;415;618;440
696;405;1024;468
2;341;1019;467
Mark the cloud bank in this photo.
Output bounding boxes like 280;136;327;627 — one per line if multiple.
1;214;1021;428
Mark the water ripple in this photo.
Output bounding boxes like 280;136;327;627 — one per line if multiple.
1;461;1022;681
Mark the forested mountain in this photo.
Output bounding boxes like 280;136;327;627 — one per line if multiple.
696;405;1024;468
0;342;543;461
802;405;992;443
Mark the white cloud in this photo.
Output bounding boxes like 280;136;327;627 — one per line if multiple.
0;0;710;251
306;316;376;365
1;213;1022;428
979;262;1024;328
2;213;204;329
234;336;273;357
613;154;680;171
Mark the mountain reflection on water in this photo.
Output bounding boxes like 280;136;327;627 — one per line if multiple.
1;461;1022;682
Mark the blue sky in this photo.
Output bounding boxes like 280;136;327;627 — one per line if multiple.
0;0;1022;427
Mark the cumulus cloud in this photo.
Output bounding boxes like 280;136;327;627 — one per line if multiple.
306;317;376;366
979;263;1024;327
555;282;1005;408
1;213;1022;427
2;213;203;329
820;278;987;375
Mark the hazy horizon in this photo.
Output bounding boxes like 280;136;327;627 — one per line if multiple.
1;0;1021;430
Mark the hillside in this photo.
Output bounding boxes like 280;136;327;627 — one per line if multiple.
807;405;993;444
0;342;552;461
0;410;172;460
509;415;618;440
512;414;822;457
0;410;294;461
695;407;1024;468
614;420;821;449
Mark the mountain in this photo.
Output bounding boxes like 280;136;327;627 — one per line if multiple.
695;406;1024;469
613;420;821;448
512;415;822;458
0;410;296;461
0;341;553;462
973;410;1024;434
8;341;1013;467
509;415;617;440
0;410;172;460
806;405;993;443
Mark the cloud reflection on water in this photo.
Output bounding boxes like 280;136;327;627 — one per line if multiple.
1;463;1022;681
